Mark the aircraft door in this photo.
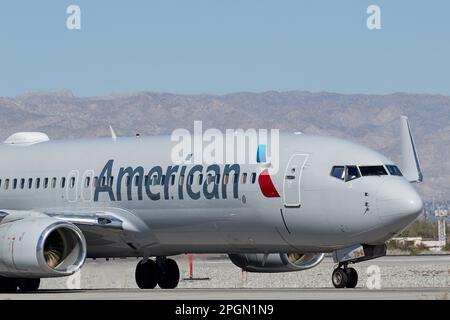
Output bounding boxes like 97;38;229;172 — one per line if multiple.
66;170;79;202
82;170;94;202
283;154;309;208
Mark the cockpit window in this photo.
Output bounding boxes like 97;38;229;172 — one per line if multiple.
346;166;361;181
330;166;345;180
331;166;361;181
359;166;387;176
386;165;403;176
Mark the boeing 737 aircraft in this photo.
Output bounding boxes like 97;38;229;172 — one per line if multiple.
0;116;423;292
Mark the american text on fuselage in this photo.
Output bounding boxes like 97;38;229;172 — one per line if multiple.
94;160;242;202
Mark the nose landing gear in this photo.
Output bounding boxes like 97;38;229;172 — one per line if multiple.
135;257;180;289
331;243;385;289
332;265;358;288
331;244;386;288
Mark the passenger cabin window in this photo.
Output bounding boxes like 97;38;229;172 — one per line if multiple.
20;178;25;189
61;177;66;188
44;178;49;189
13;179;17;189
52;178;57;188
36;178;40;189
330;166;345;180
241;173;247;184
70;177;75;188
215;174;220;184
386;165;403;176
198;174;203;185
359;166;387;176
93;177;98;187
109;176;114;187
85;177;91;188
28;178;33;189
224;174;229;185
4;179;9;190
206;174;212;185
251;173;257;184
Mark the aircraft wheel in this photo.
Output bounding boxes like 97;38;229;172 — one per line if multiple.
157;258;180;289
0;276;18;293
332;268;348;288
18;278;41;292
135;259;158;289
345;268;358;288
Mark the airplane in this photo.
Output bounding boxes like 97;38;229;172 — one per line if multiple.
0;116;423;292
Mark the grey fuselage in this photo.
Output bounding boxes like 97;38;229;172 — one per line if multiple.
0;133;423;258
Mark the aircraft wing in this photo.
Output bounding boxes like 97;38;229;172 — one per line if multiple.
400;115;423;183
45;212;123;230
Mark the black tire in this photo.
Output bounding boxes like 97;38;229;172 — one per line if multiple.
157;259;180;289
135;260;158;289
0;276;18;293
332;268;348;288
18;278;41;292
345;268;358;288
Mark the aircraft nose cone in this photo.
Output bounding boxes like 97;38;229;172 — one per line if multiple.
377;179;424;225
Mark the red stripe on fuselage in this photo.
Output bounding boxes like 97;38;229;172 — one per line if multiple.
258;169;280;198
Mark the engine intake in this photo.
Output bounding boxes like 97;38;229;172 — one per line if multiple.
229;252;324;273
0;218;86;278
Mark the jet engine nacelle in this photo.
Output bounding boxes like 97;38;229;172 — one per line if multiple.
228;252;324;273
0;217;86;278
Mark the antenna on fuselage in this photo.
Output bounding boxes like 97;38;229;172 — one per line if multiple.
109;125;117;142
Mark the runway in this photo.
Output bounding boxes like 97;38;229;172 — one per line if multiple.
0;255;448;300
2;287;449;300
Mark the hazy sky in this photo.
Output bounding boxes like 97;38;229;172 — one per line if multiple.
0;1;449;96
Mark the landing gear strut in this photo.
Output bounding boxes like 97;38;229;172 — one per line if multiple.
332;264;358;288
135;257;180;289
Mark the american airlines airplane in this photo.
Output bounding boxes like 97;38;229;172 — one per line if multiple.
0;116;423;292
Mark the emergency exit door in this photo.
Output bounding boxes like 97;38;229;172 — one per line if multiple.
283;154;309;208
